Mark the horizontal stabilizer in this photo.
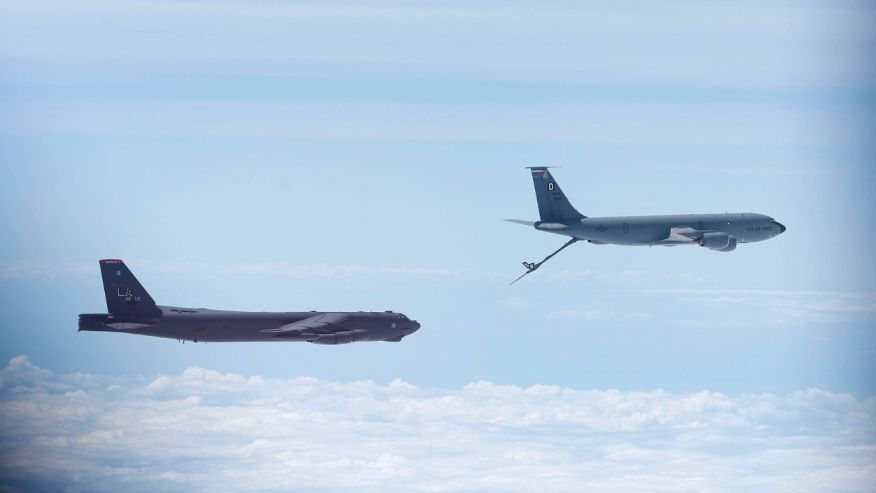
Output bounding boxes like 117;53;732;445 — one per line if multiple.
535;222;569;230
105;322;155;330
504;219;536;227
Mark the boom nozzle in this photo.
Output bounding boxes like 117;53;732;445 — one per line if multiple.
511;238;579;285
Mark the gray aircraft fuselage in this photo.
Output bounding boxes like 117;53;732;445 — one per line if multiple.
507;167;786;281
79;259;420;345
537;212;784;247
510;167;786;251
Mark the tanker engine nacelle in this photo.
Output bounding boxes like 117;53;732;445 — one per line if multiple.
698;232;737;252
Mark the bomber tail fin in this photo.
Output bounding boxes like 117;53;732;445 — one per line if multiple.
527;167;585;223
99;259;161;321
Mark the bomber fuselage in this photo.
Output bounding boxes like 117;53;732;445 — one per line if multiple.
80;308;420;343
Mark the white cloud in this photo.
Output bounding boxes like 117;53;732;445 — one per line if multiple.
0;260;466;281
0;261;92;281
546;309;652;322
542;269;707;285
659;289;876;320
564;288;876;325
1;357;874;492
1;0;872;89
219;261;466;279
2;2;873;148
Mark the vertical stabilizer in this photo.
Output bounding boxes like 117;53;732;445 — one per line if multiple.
527;167;585;222
99;259;161;320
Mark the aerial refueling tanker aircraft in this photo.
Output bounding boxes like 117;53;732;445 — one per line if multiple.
79;260;421;344
507;167;786;284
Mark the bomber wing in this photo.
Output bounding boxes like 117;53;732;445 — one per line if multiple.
261;313;349;340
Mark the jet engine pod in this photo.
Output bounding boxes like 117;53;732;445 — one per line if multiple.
716;236;737;252
309;330;369;345
698;232;731;250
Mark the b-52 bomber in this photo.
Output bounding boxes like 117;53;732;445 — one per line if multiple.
507;167;787;284
79;259;421;344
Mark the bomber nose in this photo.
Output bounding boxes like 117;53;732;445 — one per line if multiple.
775;222;787;234
409;320;421;332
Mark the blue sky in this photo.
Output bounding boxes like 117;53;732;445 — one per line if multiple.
1;1;875;491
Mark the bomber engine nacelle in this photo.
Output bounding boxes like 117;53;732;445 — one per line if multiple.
698;232;737;252
309;330;370;345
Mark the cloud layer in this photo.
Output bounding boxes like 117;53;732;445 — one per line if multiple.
0;260;466;281
2;0;872;89
1;356;874;492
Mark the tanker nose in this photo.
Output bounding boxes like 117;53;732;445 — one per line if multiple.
409;320;421;333
775;222;786;234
